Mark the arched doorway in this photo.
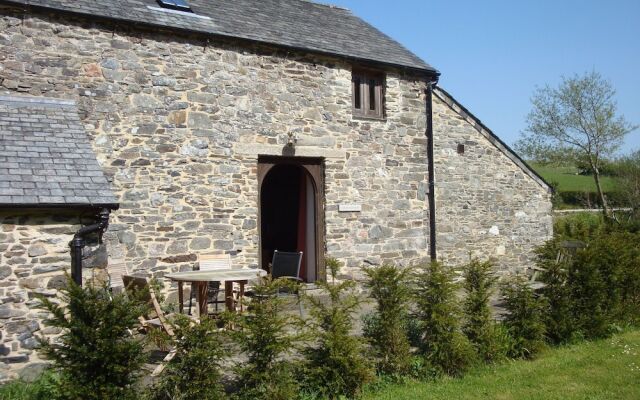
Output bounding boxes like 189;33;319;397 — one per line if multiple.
258;157;325;282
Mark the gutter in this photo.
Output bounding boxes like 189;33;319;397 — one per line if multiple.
70;208;111;286
0;203;120;210
425;76;440;262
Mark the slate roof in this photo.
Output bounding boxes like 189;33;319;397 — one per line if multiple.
2;0;437;74
0;95;119;208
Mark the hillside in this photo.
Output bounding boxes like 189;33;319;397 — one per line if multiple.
530;163;619;193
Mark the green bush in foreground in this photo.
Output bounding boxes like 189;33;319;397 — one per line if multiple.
148;315;228;400
539;253;577;344
568;231;640;337
0;371;60;400
363;264;412;378
414;262;476;377
462;259;508;363
536;228;640;342
500;277;546;359
231;277;303;400
37;276;147;400
301;257;374;399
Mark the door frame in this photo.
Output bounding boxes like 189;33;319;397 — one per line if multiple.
257;155;326;282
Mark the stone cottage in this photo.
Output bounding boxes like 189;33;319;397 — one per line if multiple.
0;0;553;376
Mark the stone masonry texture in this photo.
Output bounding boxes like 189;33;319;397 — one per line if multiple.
0;210;104;380
432;91;553;271
0;4;552;377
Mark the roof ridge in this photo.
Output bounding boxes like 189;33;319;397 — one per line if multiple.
298;0;350;12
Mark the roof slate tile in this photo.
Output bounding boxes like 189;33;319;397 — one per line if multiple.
0;95;119;208
7;0;436;73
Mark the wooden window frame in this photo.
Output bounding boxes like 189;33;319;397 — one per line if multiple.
352;69;385;120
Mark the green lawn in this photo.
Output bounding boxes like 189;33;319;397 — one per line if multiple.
530;163;618;193
364;330;640;400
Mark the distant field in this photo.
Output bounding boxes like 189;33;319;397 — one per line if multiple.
530;163;619;192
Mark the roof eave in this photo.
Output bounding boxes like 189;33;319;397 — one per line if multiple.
1;0;438;76
0;202;120;210
433;87;553;193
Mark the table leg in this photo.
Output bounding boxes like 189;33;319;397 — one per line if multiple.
225;281;234;311
178;282;184;314
195;282;208;318
238;281;246;313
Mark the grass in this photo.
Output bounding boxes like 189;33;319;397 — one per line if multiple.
530;163;618;193
363;329;640;400
0;371;58;400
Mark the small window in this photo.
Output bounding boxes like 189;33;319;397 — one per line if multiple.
457;144;465;154
352;69;384;119
157;0;192;12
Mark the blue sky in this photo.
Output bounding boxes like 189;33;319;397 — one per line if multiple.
330;0;640;153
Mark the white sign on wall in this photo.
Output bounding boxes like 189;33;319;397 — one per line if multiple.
339;203;362;212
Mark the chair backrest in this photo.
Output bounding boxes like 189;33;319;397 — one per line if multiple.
122;275;153;304
107;262;128;290
122;275;174;337
271;250;303;280
198;254;231;271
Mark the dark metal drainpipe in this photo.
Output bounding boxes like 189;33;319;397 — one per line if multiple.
426;79;438;261
70;208;111;286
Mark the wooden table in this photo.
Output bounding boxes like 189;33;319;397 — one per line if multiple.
165;269;267;317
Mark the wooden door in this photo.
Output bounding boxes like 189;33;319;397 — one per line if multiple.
258;156;326;282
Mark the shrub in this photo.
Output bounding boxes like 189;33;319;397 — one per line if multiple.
462;259;506;363
612;150;640;215
613;233;640;324
537;230;640;342
231;277;303;400
534;239;579;344
362;264;412;377
539;254;577;344
148;315;228;400
500;277;546;359
414;262;476;377
569;231;640;335
0;371;60;400
37;275;146;400
300;257;374;399
553;212;604;241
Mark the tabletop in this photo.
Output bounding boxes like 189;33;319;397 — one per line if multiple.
165;268;267;282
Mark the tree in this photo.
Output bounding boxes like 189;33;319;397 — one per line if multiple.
462;259;506;363
147;315;228;400
414;262;476;377
231;277;303;400
499;277;546;359
300;258;374;399
362;264;412;377
614;150;640;218
516;71;636;217
38;276;147;400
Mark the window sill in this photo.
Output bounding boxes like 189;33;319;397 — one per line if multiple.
351;114;387;122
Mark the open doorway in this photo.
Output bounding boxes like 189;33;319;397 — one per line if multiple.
258;157;325;282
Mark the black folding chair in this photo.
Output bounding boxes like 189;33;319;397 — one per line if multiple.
270;250;304;316
271;250;303;281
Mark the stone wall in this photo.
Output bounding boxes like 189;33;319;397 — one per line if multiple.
0;4;553;378
432;90;553;272
0;6;431;281
0;209;105;380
